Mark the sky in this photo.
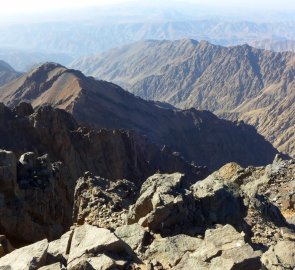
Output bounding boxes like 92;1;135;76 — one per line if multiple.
0;0;295;15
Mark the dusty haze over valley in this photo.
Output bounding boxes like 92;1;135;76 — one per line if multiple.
0;1;294;270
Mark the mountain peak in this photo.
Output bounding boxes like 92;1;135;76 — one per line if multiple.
0;63;84;111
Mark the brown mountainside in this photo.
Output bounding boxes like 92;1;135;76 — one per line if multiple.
0;62;278;170
71;39;295;156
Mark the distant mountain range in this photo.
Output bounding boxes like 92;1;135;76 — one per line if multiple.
0;60;21;87
0;19;295;71
0;62;278;170
250;39;295;53
71;39;295;157
1;20;295;59
0;48;73;72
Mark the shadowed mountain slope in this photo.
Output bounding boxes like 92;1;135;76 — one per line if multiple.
0;60;21;87
71;39;295;157
0;62;278;170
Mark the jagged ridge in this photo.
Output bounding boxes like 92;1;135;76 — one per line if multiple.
0;62;279;170
71;39;295;157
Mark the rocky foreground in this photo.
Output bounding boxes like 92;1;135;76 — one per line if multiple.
0;154;294;269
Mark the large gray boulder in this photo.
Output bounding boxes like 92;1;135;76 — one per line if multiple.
39;263;63;270
127;173;197;235
145;234;202;268
67;224;132;269
115;224;150;252
173;225;261;270
261;240;295;269
0;239;48;270
192;175;244;226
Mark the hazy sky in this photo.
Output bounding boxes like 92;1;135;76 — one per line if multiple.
1;0;295;15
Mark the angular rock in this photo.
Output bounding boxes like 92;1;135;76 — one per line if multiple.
174;225;261;270
210;244;261;270
67;224;132;269
0;239;48;270
261;241;295;270
115;224;150;252
192;175;245;226
127;173;197;236
87;255;127;270
47;230;73;265
204;224;245;250
0;150;73;243
73;174;137;229
39;262;63;270
145;234;202;268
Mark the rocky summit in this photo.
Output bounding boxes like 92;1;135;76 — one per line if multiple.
0;1;294;269
0;63;279;170
0;154;294;269
0;63;292;270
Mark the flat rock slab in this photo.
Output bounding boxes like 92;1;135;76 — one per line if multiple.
0;239;48;270
67;224;131;269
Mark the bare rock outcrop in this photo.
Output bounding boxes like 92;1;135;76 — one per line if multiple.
192;174;245;227
2;157;295;269
209;156;295;247
73;173;137;229
0;102;204;185
127;173;198;236
0;151;72;244
0;102;205;245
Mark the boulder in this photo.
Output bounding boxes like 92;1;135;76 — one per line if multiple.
261;240;295;269
192;175;244;226
210;244;261;270
173;225;261;270
115;224;150;252
39;262;64;270
204;224;245;250
127;173;197;236
67;224;132;269
145;234;202;268
0;239;48;270
73;174;136;229
87;255;127;270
